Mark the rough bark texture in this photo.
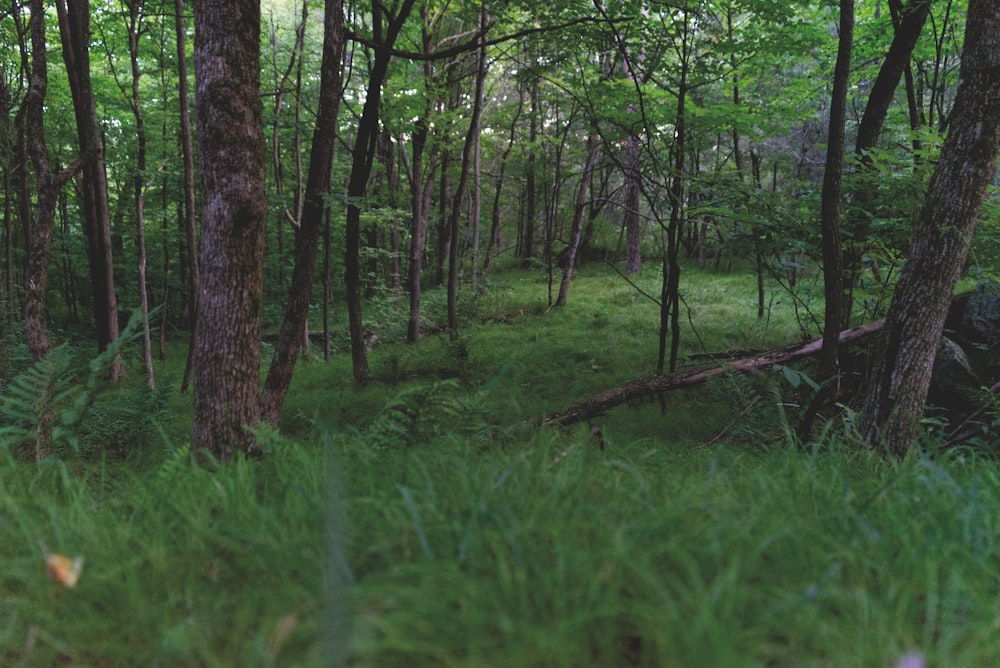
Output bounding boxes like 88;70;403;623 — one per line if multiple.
549;320;885;427
55;0;121;361
192;0;268;457
260;0;345;425
858;0;1000;454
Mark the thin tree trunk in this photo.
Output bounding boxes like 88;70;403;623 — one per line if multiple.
818;0;854;377
176;0;199;393
260;0;345;425
446;10;488;339
556;133;600;307
858;0;1000;454
125;1;156;391
344;0;418;381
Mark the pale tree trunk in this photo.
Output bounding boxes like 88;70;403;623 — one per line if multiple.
623;133;642;275
260;0;345;426
858;0;1000;454
446;9;488;339
192;0;268;458
469;7;487;293
55;0;122;375
520;73;539;266
176;0;200;394
483;88;523;276
818;0;853;377
556;133;600;307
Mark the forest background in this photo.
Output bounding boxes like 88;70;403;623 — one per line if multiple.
3;0;1000;664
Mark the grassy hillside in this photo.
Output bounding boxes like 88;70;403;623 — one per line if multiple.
1;263;996;666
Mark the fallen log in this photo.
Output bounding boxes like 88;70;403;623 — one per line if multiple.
546;319;886;427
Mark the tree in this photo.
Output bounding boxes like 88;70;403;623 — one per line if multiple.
818;0;854;378
260;0;346;425
191;0;268;457
55;0;122;370
343;0;419;382
857;0;1000;454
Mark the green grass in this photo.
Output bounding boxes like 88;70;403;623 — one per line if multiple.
1;261;996;666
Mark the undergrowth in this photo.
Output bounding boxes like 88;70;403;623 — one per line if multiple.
1;264;999;666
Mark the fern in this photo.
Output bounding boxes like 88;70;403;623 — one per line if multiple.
0;309;150;458
361;379;491;450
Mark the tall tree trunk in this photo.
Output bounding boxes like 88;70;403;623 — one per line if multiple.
844;0;933;321
484;88;523;276
405;14;433;344
623;133;642;274
556;133;600;307
521;74;539;266
858;0;1000;454
176;0;200;394
23;0;84;460
469;7;488;293
818;0;854;377
192;0;268;457
125;0;156;391
446;10;488;339
658;10;690;375
260;0;345;425
344;0;418;381
55;0;121;373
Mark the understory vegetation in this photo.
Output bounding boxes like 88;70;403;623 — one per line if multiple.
3;264;1000;666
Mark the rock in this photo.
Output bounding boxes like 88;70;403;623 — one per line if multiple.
930;336;981;410
961;280;1000;347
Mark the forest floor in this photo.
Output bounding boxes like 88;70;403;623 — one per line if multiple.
2;262;998;666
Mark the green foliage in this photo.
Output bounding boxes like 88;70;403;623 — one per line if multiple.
0;313;164;458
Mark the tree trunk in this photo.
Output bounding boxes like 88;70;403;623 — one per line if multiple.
125;0;156;391
55;0;122;372
556;133;600;307
818;0;853;376
23;0;85;460
446;11;489;339
549;320;885;428
344;0;418;382
260;0;345;425
192;0;268;458
176;0;200;394
858;0;1000;454
520;74;539;266
623;133;642;275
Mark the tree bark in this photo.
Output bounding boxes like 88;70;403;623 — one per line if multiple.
858;0;1000;454
192;0;268;458
23;0;85;460
55;0;122;371
344;0;418;381
818;0;853;375
260;0;345;425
